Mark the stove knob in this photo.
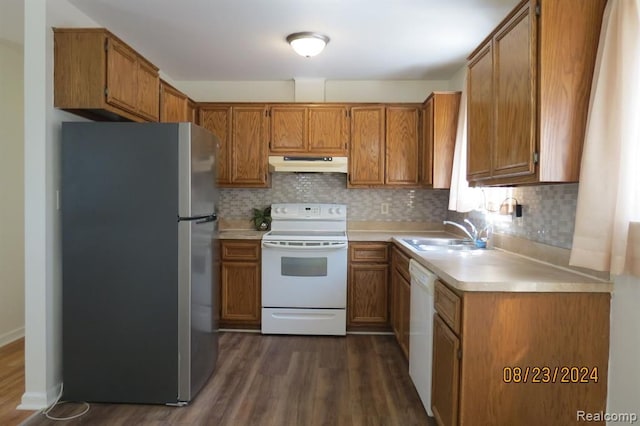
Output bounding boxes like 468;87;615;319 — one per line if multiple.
273;207;280;214
282;207;288;214
336;207;343;215
328;207;335;214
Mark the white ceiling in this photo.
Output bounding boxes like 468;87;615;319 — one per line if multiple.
2;0;521;81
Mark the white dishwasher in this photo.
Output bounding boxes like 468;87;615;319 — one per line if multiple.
409;259;436;417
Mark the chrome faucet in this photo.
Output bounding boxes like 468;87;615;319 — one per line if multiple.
443;220;477;241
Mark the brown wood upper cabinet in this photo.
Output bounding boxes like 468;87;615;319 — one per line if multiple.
53;28;159;122
159;80;188;123
349;106;386;186
466;0;606;186
269;105;349;156
386;106;420;186
199;104;269;188
420;92;461;188
349;105;420;188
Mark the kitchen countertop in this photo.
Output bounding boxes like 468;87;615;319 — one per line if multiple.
218;229;450;241
347;230;453;242
393;236;612;293
218;230;266;240
218;224;611;293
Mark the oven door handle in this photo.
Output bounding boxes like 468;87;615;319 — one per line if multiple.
262;241;348;250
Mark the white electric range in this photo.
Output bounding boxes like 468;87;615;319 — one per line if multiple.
261;203;348;336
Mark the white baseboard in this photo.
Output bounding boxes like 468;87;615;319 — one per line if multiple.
18;381;62;411
347;331;395;335
219;328;261;333
0;326;24;347
17;391;47;411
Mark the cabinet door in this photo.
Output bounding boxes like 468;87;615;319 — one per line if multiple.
467;43;493;181
390;268;401;339
432;314;460;426
422;93;461;188
348;264;389;326
200;106;232;185
432;93;461;189
232;106;269;187
105;37;138;114
136;60;160;121
159;82;188;122
349;106;385;187
385;106;419;186
421;98;434;186
220;261;261;324
493;3;536;178
308;106;348;155
269;106;306;153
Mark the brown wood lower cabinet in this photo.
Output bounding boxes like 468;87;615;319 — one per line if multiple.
220;240;261;329
390;246;410;359
347;243;389;331
431;280;610;426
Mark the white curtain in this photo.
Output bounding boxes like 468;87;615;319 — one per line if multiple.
570;0;640;277
448;73;482;212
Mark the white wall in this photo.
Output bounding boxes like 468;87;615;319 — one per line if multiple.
325;80;449;102
0;39;25;346
607;275;640;421
21;0;96;410
448;65;466;91
176;79;450;103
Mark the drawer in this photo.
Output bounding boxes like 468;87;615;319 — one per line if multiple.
221;240;260;261
392;246;410;281
349;243;388;263
434;280;461;334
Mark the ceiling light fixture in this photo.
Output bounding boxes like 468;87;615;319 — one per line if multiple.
286;32;330;58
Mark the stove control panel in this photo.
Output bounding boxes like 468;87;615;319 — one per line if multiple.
270;203;347;221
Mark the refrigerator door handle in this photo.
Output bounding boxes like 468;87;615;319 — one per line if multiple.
177;213;217;224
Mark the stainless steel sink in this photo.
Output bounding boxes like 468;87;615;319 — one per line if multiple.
402;237;478;251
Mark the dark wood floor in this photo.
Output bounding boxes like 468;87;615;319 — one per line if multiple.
24;332;433;425
0;338;36;426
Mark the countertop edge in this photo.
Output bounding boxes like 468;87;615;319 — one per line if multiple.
391;237;613;294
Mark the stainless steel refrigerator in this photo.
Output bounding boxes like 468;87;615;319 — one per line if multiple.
61;122;219;405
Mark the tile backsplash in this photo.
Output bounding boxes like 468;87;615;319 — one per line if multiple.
219;173;450;222
219;174;579;250
447;183;579;249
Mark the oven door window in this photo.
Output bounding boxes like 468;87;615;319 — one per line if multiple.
281;256;327;277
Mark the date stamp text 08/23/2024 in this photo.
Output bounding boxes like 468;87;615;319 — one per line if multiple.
504;366;637;423
503;366;599;384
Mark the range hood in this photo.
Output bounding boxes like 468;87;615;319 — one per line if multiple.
268;156;348;173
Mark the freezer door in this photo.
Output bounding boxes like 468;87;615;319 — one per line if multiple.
177;123;219;402
61;122;181;404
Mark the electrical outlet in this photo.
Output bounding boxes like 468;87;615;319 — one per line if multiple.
515;204;523;217
381;203;389;215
